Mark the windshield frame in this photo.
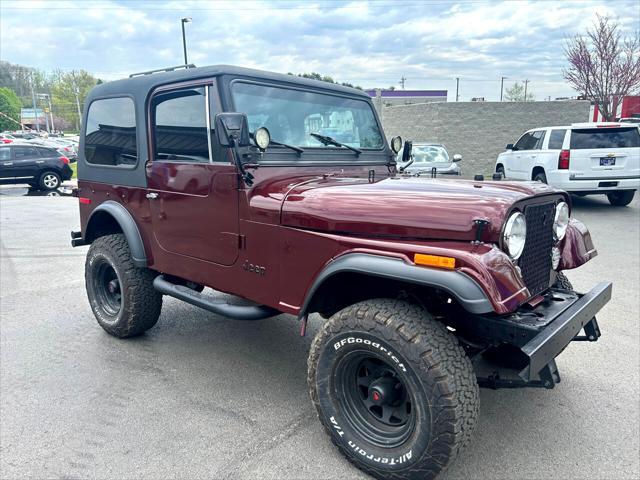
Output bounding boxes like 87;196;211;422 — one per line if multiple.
226;78;390;164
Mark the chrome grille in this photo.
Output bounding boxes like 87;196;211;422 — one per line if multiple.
519;203;555;297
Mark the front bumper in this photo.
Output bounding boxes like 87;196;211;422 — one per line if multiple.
465;282;612;389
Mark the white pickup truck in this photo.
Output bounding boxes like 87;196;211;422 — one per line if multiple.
496;123;640;206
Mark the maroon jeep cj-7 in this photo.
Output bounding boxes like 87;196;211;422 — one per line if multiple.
71;65;611;480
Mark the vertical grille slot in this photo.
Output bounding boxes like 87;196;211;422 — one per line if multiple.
519;203;555;297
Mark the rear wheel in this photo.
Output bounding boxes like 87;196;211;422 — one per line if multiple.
85;234;162;338
308;299;479;480
533;171;547;184
496;165;505;179
39;171;61;190
606;190;635;206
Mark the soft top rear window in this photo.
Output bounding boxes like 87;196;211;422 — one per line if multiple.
570;127;640;149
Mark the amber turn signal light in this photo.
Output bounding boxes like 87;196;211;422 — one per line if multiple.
413;254;456;270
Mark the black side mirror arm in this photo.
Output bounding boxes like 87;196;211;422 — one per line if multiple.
229;135;254;186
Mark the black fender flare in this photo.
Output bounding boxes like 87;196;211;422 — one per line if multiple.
86;201;147;268
299;253;493;316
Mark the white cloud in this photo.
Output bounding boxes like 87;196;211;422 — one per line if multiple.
0;0;637;100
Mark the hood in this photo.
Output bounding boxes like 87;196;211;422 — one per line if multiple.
281;176;562;242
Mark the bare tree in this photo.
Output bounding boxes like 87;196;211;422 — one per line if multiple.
564;15;640;121
504;82;535;101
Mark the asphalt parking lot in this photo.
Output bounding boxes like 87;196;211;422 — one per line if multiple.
1;187;638;480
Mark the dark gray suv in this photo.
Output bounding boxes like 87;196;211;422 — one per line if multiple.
0;144;73;190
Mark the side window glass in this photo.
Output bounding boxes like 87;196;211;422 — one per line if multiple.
152;86;210;163
85;97;137;167
548;129;566;149
514;133;532;150
532;130;545;150
14;146;40;159
0;147;10;161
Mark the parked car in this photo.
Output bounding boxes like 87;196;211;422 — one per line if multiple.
0;133;15;144
0;143;73;190
396;142;462;175
29;138;78;162
71;64;610;480
496;123;640;206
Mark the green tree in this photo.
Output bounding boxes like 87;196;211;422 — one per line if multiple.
288;72;362;90
504;82;535;101
50;69;99;131
0;87;22;131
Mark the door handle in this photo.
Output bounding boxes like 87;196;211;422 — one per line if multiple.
146;192;159;199
3;162;12;166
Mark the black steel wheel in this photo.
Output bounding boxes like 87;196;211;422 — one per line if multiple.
85;234;162;338
336;352;416;448
308;299;479;480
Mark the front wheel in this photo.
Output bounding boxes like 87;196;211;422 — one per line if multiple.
308;299;479;480
607;190;635;206
85;234;162;338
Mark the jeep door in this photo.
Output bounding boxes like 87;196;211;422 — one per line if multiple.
145;83;239;266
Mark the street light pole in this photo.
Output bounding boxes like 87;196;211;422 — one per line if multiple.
181;17;192;65
30;73;40;132
500;76;507;101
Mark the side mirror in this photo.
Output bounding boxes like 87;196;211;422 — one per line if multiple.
452;154;462;162
401;140;413;163
506;143;514;150
215;113;251;147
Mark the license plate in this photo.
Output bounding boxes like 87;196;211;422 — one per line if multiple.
600;157;616;166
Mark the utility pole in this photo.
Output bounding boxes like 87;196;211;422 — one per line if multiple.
181;17;192;65
30;73;40;132
523;79;530;101
73;81;82;129
455;77;459;102
399;76;407;89
500;76;506;101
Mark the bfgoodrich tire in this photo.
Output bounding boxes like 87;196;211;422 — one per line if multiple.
308;299;479;480
85;234;162;338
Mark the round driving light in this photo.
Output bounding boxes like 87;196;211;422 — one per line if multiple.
551;246;561;270
503;212;527;260
390;135;402;154
554;201;570;241
254;127;271;151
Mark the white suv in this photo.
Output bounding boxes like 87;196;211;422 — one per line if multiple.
496;123;640;206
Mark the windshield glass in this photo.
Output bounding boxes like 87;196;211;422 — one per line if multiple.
231;82;384;151
397;145;450;163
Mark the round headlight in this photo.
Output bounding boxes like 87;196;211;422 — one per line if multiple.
390;135;402;154
503;212;527;260
254;127;271;151
554;201;570;241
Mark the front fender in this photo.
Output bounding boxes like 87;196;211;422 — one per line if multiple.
298;253;494;317
559;218;597;270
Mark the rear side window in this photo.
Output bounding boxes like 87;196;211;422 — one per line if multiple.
0;147;10;160
152;87;210;163
14;146;40;159
85;97;137;166
548;129;566;149
515;130;544;150
37;147;57;157
570;127;640;149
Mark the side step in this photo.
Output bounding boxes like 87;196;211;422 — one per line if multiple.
153;275;279;321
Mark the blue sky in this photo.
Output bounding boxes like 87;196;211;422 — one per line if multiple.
1;0;638;101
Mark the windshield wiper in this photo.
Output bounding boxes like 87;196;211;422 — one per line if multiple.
250;133;304;155
309;132;362;156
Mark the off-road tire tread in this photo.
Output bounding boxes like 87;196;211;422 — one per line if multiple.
85;234;162;338
307;298;479;480
554;272;573;290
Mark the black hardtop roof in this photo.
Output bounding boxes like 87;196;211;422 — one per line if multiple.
87;64;370;100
